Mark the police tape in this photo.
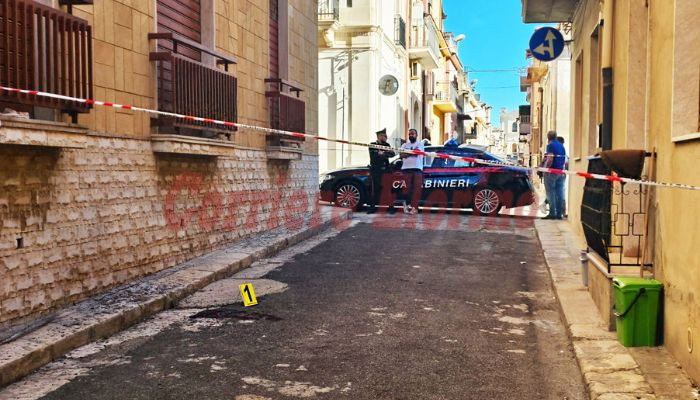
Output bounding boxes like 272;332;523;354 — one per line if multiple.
2;86;700;192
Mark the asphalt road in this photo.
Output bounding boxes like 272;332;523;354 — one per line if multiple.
16;215;586;400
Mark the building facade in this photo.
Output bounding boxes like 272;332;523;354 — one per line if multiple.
523;0;700;383
521;25;572;165
318;0;410;171
0;0;319;329
498;108;521;160
318;0;486;172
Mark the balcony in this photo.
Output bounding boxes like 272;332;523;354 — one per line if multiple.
432;81;458;113
318;0;340;22
519;115;531;134
318;0;340;47
520;75;531;92
0;0;93;122
409;15;440;70
149;32;237;149
395;15;406;49
265;78;305;160
521;0;578;23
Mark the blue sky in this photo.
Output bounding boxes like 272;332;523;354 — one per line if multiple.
442;0;536;119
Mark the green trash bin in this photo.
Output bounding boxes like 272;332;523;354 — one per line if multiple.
613;277;663;347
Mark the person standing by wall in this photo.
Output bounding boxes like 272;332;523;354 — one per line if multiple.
400;128;425;215
556;136;569;218
542;130;567;219
367;129;395;214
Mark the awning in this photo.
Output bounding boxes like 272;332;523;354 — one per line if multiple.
457;114;473;120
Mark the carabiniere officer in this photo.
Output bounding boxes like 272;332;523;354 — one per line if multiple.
367;128;396;214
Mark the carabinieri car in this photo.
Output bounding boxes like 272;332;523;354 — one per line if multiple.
319;145;535;214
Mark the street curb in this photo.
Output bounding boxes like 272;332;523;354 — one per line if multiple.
533;220;654;400
0;209;348;388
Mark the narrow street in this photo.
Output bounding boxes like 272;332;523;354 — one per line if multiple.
3;215;586;400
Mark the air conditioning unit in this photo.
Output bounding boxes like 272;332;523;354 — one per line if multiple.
410;62;421;80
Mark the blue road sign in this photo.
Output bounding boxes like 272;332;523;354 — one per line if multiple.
529;27;565;62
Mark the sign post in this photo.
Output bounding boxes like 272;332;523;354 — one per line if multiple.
529;27;565;62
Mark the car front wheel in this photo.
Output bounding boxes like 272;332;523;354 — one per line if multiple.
334;182;364;210
473;187;502;215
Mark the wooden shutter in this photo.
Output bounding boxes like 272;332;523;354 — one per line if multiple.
157;0;201;61
269;0;279;79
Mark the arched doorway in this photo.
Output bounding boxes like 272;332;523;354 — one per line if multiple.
412;101;421;134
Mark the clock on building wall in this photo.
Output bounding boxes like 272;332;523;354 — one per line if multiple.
378;75;399;96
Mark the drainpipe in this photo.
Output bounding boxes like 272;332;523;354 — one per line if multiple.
347;51;353;165
601;0;614;150
422;70;427;140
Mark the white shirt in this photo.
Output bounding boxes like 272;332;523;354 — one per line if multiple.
401;140;425;170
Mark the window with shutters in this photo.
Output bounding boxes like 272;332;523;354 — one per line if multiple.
266;0;306;158
671;0;700;142
269;0;279;79
149;0;238;143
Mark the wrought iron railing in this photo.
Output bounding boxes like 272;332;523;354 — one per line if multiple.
318;0;339;21
0;0;93;120
395;15;406;49
581;156;653;272
265;78;305;149
149;32;237;138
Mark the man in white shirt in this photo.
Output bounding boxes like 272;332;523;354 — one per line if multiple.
400;128;425;215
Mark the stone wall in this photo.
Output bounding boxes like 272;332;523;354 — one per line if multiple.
0;131;318;327
0;0;319;329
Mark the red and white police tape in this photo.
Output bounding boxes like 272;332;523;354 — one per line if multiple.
2;85;699;192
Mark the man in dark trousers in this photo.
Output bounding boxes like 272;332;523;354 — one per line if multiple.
542;130;567;219
367;128;395;214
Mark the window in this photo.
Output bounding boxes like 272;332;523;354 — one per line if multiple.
454;159;473;168
270;0;279;78
512;122;517;132
431;153;456;168
589;27;600;152
671;0;700;142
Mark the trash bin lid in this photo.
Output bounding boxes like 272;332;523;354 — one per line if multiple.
613;277;663;292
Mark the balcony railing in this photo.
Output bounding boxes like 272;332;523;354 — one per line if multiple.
582;154;654;274
149;32;237;138
318;0;339;21
395;15;406;49
434;81;458;103
0;0;93;121
409;14;440;69
265;78;305;154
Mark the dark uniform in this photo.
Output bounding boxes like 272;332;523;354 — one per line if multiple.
368;135;395;211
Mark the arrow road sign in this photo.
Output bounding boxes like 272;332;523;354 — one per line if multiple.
529;27;565;62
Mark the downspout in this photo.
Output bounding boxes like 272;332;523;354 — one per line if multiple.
341;86;346;167
538;87;544;164
601;0;614;150
347;51;353;166
422;70;427;140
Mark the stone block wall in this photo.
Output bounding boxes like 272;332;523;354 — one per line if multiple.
0;0;320;328
0;132;318;327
